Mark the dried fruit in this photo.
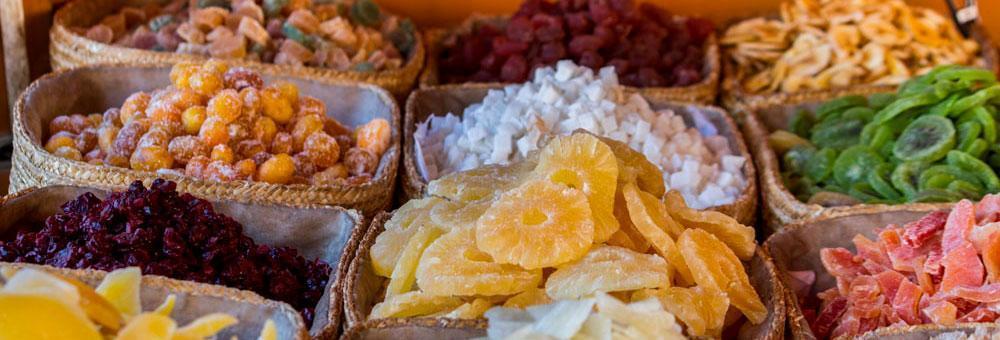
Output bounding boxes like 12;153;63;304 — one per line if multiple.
415;228;542;296
545;245;670;300
678;229;766;324
368;291;464;320
623;182;693;284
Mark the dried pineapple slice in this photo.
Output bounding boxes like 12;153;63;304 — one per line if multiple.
429;198;492;231
96;267;142;318
503;287;552;309
385;197;445;230
386;225;445;297
545;246;670;300
596;134;666;197
416;228;542;296
533;133;619;243
371;197;445;277
623;182;694;285
368;290;464;320
427;160;535;202
664;191;756;260
438;298;493;319
476;179;595;269
678;229;766;324
657;286;730;337
609;190;651;253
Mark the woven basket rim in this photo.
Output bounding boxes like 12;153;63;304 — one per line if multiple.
12;63;401;213
341;317;487;340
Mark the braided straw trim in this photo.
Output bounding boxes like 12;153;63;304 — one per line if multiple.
418;14;719;104
49;0;425;97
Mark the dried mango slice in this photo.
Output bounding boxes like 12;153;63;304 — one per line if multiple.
429;198;492;231
476;179;595;269
173;313;238;339
678;229;767;324
386;225;445;297
503;288;552;309
153;294;176;316
368;291;464;320
257;320;277;340
657;286;730;337
427;160;535;202
596;134;666;197
545;246;670;300
116;313;176;340
96;266;142;318
416;228;542;296
52;272;124;332
623;182;693;285
533;133;619;243
0;277;101;340
664;191;756;260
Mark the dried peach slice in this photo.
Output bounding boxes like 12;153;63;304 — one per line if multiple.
545;245;670;300
385;225;445;297
665;191;756;260
476;179;595;269
429;198;492;231
368;291;464;320
596;135;666;197
416;228;542;296
678;229;766;324
427;160;534;202
623;182;694;285
533;133;619;243
657;286;730;337
503;287;552;309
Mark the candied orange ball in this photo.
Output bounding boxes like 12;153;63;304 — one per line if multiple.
227;122;251;144
356;118;391;155
240;87;262;117
86;114;103;128
185;155;211;178
167;135;209;164
257;153;295;184
324;116;352;137
297;96;325;118
138;127;172;149
274;81;299;104
54;146;83;161
112;118;151;157
292;114;324;150
236;140;266;158
97;124;120;154
271;132;294;155
344;147;378;176
202;59;229;76
292;153;318;177
120;91;151;124
235;159;257;179
205;160;239;182
75;129;98;152
147;101;182;124
84;149;105;164
188;71;223;96
208;89;243;123
182;106;208;135
198;116;229;147
49;116;75;135
312;163;348;185
210;144;236;164
252;117;278;145
170;62;199;89
167;88;206;111
104;153;129;167
130;145;174;171
304;132;341;167
261;87;293;124
45;131;77;154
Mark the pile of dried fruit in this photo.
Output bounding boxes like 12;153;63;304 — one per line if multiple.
723;0;982;94
0;266;277;339
772;66;1000;205
793;195;1000;338
369;132;765;337
44;60;390;186
0;180;332;324
76;0;415;71
436;0;713;87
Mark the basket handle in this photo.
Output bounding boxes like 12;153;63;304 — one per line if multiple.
946;0;979;37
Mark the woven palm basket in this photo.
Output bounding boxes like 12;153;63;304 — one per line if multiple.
341;212;786;339
761;206;1000;340
738;87;959;232
401;84;758;225
10;64;400;216
418;15;720;104
49;0;425;97
0;184;368;339
720;21;999;111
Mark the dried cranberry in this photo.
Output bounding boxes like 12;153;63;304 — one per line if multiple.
506;17;535;43
500;55;528;82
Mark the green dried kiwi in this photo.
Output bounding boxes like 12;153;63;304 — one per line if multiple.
989;153;1000;169
891;161;927;198
810;118;864;150
782;145;816;175
953;85;1000;114
949;180;985;199
816;95;867;121
933;80;963;99
898;74;935;97
782;173;816;201
842;107;875;122
918;164;982;189
868;93;898;110
768;130;812;154
788;109;816;137
805;148;837;182
874;92;941;124
913;188;964;202
849;182;881;202
892;115;955;162
964;138;989;158
928;93;961;117
972;106;997;143
922;173;956;190
933;67;998;87
956;121;983;151
867;163;901;200
867;125;894;153
947;150;1000;192
833;145;884;188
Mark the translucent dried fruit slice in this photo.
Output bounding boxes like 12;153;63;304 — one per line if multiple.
174;313;238;339
476;179;595;269
416;228;542;296
664;191;756;260
385;225;445;297
545;246;670;300
595;292;684;338
657;286;729;337
371;197;445;277
153;294;176;316
0;294;102;340
429;198;492;231
427;160;535;202
609;189;651;253
53;273;124;331
533;133;619;243
96;267;142;318
623;182;693;285
368;291;464;320
385;197;445;230
503;287;552;309
678;229;766;324
893;115;956;162
595;134;665;197
116;313;177;340
438;298;493;319
257;319;277;340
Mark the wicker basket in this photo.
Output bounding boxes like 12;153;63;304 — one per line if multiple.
341;211;786;339
401;85;758;225
10;64;400;216
418;15;720;104
0;184;367;339
49;0;425;97
761;206;992;339
738;88;957;232
342;318;486;340
720;21;1000;110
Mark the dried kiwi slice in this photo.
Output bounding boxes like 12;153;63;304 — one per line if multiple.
788;110;815;137
891;161;927;198
842;107;875;122
956;121;983;151
816;95;867;120
947;150;1000;192
892;115;955;162
807;191;862;207
782;145;816;174
918;164;982;191
849;182;881;202
768;130;811;154
874;92;940;124
913;188;964;203
833;145;884;188
810;119;864;150
972;106;997;143
928;93;961;117
868;93;897;111
949;180;985;199
805;148;837;182
867;163;901;200
964;138;989;158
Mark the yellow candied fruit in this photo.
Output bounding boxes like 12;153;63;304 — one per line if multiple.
182;106;208;135
292;114;324;151
261;87;293;124
274;81;299;104
252;116;279;145
257;153;295;184
198;117;229;147
54;146;83;161
130;146;174;171
188;71;223;97
120;92;151;124
207;89;243;124
170;62;199;89
210;144;235;164
46;132;77;154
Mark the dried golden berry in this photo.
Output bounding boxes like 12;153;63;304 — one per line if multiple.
168;135;209;164
137;128;172;149
227;122;250;144
86;114;103;128
252;117;278;145
147;101;182;124
97;124;120;154
188;71;223;96
291;114;324;151
185;155;211;178
210;144;236;164
258;153;295;184
182;106;208;134
304;132;340;167
112;119;151;157
240;87;262;117
168;88;205;111
297;96;325;118
312;164;348;185
54;146;83;161
152;120;184;137
356;118;391;155
198;116;229;146
236;139;266;158
75;129;98;152
170;62;199;89
202;59;229;76
235;159;257;179
207;89;242;123
345;147;378;176
271;132;294;154
120;92;151;124
292;152;318;177
130;146;174;171
45;131;77;154
261;87;293;124
205;160;239;182
274;81;299;104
